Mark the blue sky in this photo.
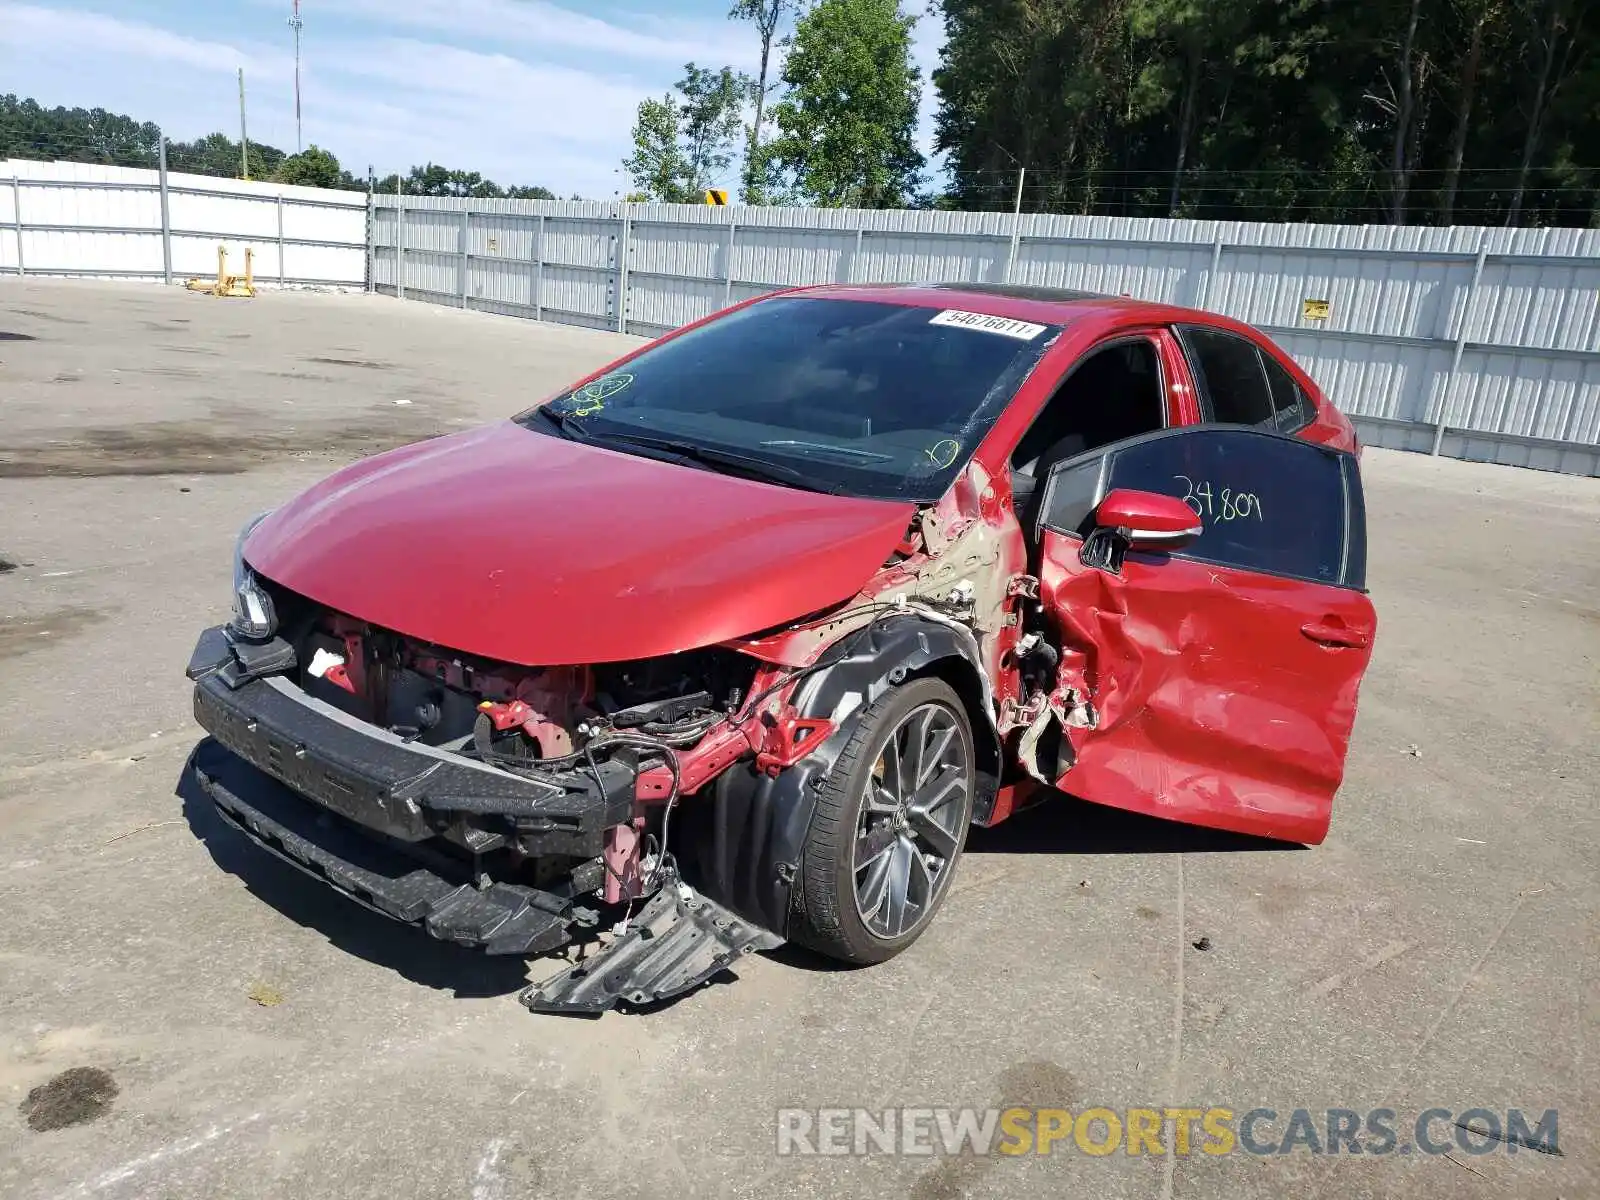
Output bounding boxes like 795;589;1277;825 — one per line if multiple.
0;0;945;197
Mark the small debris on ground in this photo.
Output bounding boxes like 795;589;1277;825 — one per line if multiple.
19;1067;119;1131
0;554;17;573
1407;744;1422;757
248;982;285;1007
1191;937;1213;952
1077;879;1091;890
178;486;191;493
98;819;180;849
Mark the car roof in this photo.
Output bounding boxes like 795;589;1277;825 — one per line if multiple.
778;282;1246;337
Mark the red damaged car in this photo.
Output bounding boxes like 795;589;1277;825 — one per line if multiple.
186;284;1375;1013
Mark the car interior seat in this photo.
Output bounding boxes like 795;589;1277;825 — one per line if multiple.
1009;345;1165;533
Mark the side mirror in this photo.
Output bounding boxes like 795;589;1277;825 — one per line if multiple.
1093;488;1202;551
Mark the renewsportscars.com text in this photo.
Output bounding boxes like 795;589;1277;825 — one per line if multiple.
775;1106;1560;1158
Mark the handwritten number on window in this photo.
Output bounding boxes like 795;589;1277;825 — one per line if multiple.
1174;475;1264;524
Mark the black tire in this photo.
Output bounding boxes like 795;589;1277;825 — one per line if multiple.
791;677;976;964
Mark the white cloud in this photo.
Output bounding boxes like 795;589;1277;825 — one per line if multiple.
3;1;946;200
313;41;646;190
0;2;292;78
340;39;643;131
290;0;756;69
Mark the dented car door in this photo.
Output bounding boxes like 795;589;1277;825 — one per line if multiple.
1034;426;1376;844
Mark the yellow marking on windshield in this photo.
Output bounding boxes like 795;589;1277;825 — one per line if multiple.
925;439;961;469
568;373;634;415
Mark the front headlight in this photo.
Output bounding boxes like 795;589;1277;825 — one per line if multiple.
229;512;278;641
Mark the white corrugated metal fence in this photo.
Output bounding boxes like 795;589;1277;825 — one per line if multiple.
374;195;1600;476
1;158;366;286
4;164;1594;476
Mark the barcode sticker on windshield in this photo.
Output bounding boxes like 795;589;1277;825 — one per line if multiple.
928;309;1047;340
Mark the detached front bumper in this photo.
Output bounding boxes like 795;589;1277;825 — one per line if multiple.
188;625;635;856
190;741;592;954
185;624;633;953
186;626;781;1008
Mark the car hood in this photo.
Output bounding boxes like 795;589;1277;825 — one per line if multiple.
244;421;916;665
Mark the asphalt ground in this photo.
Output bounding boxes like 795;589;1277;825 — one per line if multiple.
1;279;1595;1199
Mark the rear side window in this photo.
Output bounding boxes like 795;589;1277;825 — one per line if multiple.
1341;456;1368;589
1183;328;1274;427
1261;352;1314;433
1104;428;1352;585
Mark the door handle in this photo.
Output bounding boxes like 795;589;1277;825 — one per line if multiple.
1301;621;1370;649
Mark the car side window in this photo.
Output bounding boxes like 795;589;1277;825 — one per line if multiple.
1260;351;1314;433
1040;427;1362;587
1104;428;1351;584
1182;328;1275;428
1009;336;1168;531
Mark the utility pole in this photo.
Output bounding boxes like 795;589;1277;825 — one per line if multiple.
238;68;250;180
288;0;304;153
1004;166;1026;283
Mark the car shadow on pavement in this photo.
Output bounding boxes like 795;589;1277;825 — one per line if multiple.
767;790;1302;975
965;789;1305;856
175;747;532;1000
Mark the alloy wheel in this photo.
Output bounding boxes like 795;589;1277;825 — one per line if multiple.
853;701;971;940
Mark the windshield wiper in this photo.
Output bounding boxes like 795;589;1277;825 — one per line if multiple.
530;405;593;440
758;439;894;462
599;432;841;493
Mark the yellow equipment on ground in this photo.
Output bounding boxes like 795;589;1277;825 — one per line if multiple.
186;246;256;298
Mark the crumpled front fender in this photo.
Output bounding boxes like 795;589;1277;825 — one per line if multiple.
677;613;999;935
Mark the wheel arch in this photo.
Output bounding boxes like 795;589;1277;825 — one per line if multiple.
677;613;1001;937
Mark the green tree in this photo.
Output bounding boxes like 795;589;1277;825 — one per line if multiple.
1437;0;1506;222
767;0;925;207
680;64;748;197
0;95;162;167
373;165;553;198
928;0;1599;225
274;145;350;189
624;95;691;201
730;0;799;202
400;163;504;197
1125;0;1256;214
622;64;748;202
166;132;284;180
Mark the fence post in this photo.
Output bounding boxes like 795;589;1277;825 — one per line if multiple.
849;227;864;283
617;203;631;333
1200;233;1224;309
157;136;171;284
1432;236;1490;456
396;193;406;301
9;176;23;277
534;213;544;322
724;216;736;308
364;166;375;294
459;207;470;309
276;194;286;286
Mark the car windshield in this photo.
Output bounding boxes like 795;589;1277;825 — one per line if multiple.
517;297;1061;501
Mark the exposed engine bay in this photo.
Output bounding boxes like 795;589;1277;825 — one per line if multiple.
188;456;1057;1016
266;579;771;904
300;620;748;764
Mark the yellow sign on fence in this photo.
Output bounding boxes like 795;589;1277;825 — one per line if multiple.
1302;298;1331;320
704;189;729;206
